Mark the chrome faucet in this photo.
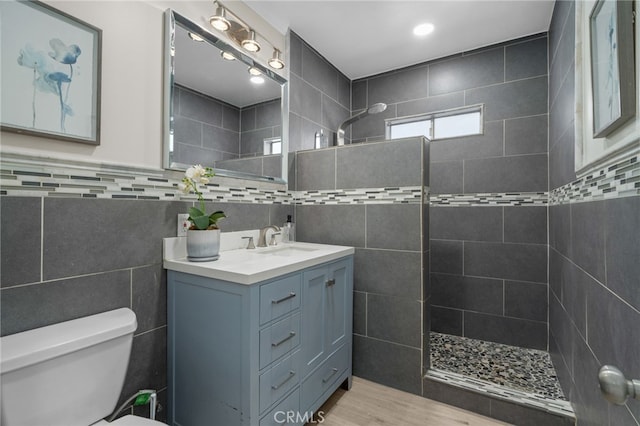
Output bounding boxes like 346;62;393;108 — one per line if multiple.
257;225;281;247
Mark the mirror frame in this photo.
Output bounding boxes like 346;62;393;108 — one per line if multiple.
163;9;289;184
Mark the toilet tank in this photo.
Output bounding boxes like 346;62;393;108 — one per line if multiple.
1;308;137;426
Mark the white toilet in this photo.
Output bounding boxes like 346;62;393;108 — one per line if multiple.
1;308;165;426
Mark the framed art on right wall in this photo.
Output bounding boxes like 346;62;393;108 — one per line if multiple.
589;0;635;138
575;0;638;176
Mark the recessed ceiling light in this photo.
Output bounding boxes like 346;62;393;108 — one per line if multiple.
413;23;435;37
250;76;265;84
248;66;262;76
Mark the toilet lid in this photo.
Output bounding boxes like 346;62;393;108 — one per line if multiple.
93;415;165;426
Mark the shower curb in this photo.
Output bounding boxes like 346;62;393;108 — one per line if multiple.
424;369;575;425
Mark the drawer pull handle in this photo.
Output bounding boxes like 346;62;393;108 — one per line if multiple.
322;367;339;383
271;370;296;390
326;279;336;287
272;331;296;347
272;292;296;304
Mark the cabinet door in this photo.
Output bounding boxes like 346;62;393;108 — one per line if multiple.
301;266;328;375
326;259;350;354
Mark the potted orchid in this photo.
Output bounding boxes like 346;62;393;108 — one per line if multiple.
179;165;226;261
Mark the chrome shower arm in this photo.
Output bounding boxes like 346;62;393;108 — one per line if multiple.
336;103;387;146
336;110;368;146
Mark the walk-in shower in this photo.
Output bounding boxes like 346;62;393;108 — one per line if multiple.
336;103;387;145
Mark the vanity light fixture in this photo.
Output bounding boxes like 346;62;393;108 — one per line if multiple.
268;48;285;70
208;1;284;69
250;75;265;84
188;32;204;42
413;22;435;36
220;51;236;61
241;30;261;53
209;5;231;32
248;66;262;76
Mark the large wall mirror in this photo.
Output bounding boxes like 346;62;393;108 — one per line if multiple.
163;9;288;184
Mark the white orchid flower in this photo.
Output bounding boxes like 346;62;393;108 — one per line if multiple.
193;165;206;179
178;182;191;194
185;167;197;179
199;177;209;185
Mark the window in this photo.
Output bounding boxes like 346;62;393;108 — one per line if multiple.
386;105;483;141
263;137;282;155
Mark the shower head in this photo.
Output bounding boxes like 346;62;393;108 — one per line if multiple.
336;103;388;146
367;103;387;114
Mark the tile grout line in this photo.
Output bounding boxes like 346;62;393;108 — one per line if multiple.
40;196;44;282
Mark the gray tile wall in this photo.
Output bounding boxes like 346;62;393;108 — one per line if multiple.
292;137;429;396
548;2;640;425
239;98;282;157
430;205;549;350
173;85;240;165
549;0;577;190
0;196;291;421
173;85;281;174
290;30;557;413
351;34;551;351
350;34;551;350
352;35;548;157
354;36;550;193
288;31;351;153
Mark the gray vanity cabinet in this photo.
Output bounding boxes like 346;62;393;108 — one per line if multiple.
167;255;353;426
300;259;352;412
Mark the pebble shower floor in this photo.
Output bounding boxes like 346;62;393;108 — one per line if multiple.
429;333;574;417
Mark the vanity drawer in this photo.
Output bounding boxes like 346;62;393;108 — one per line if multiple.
301;344;348;412
259;388;300;426
260;312;301;369
260;275;301;325
260;349;301;413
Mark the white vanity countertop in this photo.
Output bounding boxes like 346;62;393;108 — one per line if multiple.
163;236;354;285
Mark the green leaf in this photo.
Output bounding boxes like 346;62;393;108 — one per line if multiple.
191;215;210;230
208;211;226;225
188;206;204;218
187;206;209;229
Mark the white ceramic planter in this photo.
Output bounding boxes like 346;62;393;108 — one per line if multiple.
186;229;220;261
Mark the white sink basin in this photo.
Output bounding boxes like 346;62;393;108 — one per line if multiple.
163;240;353;285
255;245;319;256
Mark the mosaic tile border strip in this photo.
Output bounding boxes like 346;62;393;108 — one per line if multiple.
426;369;575;418
291;187;425;205
550;154;639;205
7;152;636;206
430;192;548;206
0;161;426;205
0;164;290;204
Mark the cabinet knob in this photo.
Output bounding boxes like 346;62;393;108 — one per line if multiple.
326;279;336;287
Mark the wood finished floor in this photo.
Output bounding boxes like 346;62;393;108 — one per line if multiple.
310;376;512;426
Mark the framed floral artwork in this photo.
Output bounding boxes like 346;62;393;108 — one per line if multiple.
0;0;102;145
588;0;635;138
574;0;638;176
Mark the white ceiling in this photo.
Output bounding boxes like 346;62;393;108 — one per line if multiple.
244;0;555;80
